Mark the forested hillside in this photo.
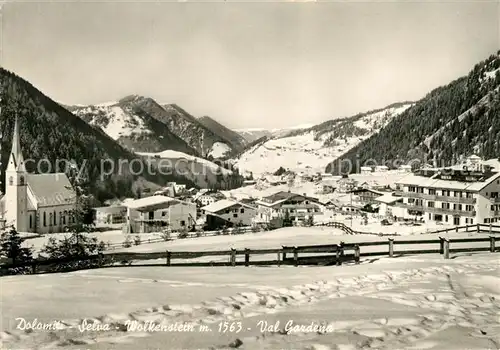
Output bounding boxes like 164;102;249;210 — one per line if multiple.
0;69;194;203
326;52;500;174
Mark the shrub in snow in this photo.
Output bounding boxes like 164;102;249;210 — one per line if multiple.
0;226;34;275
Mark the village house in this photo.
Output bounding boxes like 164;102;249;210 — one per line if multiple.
124;195;197;233
0;117;77;234
374;165;389;172
348;188;385;205
254;191;324;226
194;190;226;207
315;182;336;194
94;205;127;225
360;166;373;175
201;199;257;230
374;193;404;218
336;177;359;193
394;156;500;225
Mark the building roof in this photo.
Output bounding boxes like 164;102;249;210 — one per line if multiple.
348;188;385;196
201;199;256;213
124;195;180;211
27;173;76;208
374;193;404;204
93;205;126;214
396;171;500;192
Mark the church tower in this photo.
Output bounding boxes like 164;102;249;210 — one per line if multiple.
4;115;28;232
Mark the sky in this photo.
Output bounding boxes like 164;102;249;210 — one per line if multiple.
2;1;499;129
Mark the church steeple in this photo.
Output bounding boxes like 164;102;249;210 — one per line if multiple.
7;115;26;173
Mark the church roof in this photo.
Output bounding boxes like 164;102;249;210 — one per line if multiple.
27;173;76;208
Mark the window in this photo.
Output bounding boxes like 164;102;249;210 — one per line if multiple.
62;212;66;225
445;215;448;222
59;212;62;225
49;213;53;226
53;211;56;225
8;177;13;186
180;220;185;226
240;208;245;214
29;215;32;229
43;212;47;227
19;176;25;186
162;211;166;217
428;189;436;195
233;213;238;218
428;201;435;208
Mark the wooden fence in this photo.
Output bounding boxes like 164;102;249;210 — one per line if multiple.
2;224;499;275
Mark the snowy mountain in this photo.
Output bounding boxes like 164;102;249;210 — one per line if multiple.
328;52;500;174
235;128;273;143
232;102;414;177
68;97;196;155
69;96;245;158
136;150;242;189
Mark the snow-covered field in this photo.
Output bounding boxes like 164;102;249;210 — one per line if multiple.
137;150;232;175
1;254;499;349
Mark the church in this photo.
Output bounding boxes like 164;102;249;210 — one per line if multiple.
0;117;77;234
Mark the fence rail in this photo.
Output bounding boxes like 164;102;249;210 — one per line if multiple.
2;223;499;275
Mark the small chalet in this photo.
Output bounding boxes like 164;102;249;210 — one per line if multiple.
124;195;197;233
201;199;257;230
254;191;324;226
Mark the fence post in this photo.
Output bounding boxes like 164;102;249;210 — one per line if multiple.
244;249;250;267
477;224;480;233
443;239;450;259
337;243;344;266
166;250;171;266
455;226;458;233
490;236;495;253
388;238;394;258
277;250;281;267
466;225;469;232
293;247;298;267
354;244;360;264
230;249;236;266
282;246;287;260
439;237;444;255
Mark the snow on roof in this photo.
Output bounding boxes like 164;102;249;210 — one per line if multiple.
124;195;178;210
374;193;404;204
396;172;500;192
27;173;76;208
201;199;255;213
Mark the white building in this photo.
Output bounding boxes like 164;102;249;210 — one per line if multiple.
201;199;257;227
254;191;324;225
360;166;373;175
394;157;500;225
124;195;197;233
0;117;77;234
375;165;389;172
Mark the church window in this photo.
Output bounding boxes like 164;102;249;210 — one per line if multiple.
53;211;56;225
43;212;47;227
20;176;25;185
8;177;13;186
29;215;32;229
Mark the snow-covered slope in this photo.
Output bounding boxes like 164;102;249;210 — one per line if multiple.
233;103;413;176
235;128;273;143
136;149;238;189
68;97;196;154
